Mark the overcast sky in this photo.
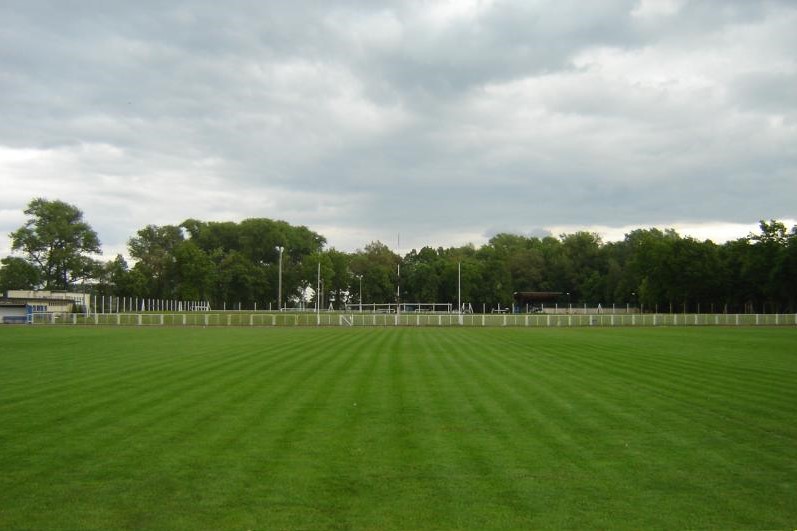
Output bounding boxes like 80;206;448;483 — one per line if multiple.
1;0;795;259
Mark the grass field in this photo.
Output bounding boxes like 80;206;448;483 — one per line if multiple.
1;326;796;529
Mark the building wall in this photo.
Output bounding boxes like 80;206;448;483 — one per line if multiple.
0;306;27;318
4;290;88;313
6;290;89;306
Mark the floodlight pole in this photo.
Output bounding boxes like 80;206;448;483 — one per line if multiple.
396;263;401;325
396;233;401;325
356;274;363;312
277;246;284;311
458;261;463;325
458;261;461;314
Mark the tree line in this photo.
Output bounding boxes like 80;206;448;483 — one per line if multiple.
2;198;796;312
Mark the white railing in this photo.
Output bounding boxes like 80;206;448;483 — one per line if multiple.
26;312;797;328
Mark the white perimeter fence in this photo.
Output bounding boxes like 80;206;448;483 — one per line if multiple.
27;312;797;328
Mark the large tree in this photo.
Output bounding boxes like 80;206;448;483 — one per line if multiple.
349;242;400;305
10;198;101;290
128;224;184;298
181;217;325;308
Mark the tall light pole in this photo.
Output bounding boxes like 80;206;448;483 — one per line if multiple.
458;261;461;314
458;261;463;325
356;274;363;312
395;234;401;324
396;263;401;322
316;261;321;324
277;246;284;311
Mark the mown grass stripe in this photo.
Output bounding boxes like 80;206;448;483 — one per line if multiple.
150;329;371;528
423;331;557;527
550;338;797;446
452;332;653;528
120;332;354;524
450;329;797;528
0;328;321;412
311;330;388;529
0;330;363;529
1;330;323;462
504;329;797;435
518;332;797;457
1;327;795;529
195;331;377;530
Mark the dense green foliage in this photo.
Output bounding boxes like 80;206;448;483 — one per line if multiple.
1;327;795;529
0;256;40;293
119;218;327;308
8;198;101;290
3;198;797;311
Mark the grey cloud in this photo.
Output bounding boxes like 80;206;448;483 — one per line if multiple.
732;71;797;113
346;1;644;102
0;0;795;256
483;226;553;240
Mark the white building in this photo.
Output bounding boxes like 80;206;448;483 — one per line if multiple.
1;290;90;323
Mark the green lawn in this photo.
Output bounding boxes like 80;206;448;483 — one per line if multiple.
1;326;795;529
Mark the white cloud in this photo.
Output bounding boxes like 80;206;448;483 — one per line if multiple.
0;143;360;259
324;8;404;51
631;0;685;19
549;220;797;244
423;0;497;27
